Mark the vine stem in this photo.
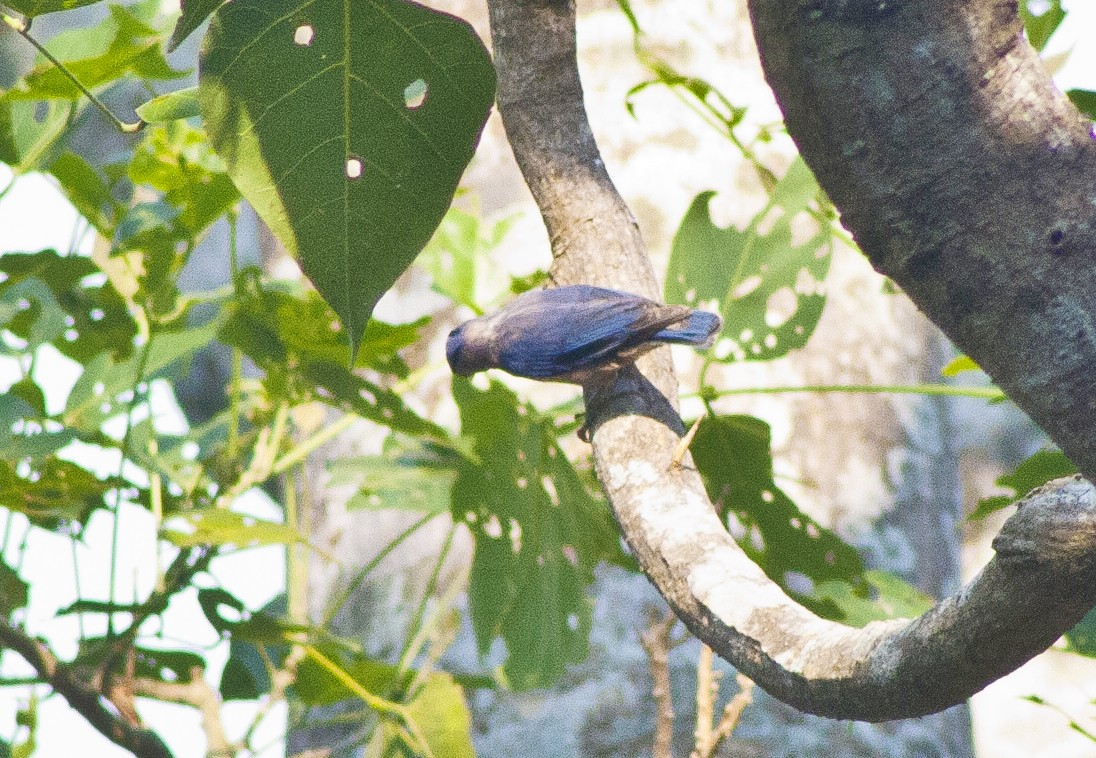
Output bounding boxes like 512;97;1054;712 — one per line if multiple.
1;13;144;134
692;383;1005;401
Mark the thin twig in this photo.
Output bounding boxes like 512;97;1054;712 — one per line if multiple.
0;619;173;758
708;674;755;756
691;645;716;757
640;609;679;758
135;670;232;757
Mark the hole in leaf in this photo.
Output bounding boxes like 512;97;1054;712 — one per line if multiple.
756;206;783;236
404;78;428;109
33;102;47;123
293;24;315;45
345;156;364;180
789;211;820;247
765;287;797;328
562;544;578;565
732;275;762;299
483;514;502;538
541;476;559;506
567;613;580;631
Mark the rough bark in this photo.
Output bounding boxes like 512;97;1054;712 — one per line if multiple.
488;0;1096;722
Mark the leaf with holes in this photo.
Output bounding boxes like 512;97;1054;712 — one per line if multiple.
199;0;496;357
666;158;831;362
452;378;618;690
0;457;112;529
1019;0;1065;52
690;415;863;594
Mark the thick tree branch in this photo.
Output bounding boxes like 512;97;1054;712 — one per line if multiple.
0;620;173;758
487;0;1096;722
747;0;1096;481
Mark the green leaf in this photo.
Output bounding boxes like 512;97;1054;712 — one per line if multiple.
971;448;1078;520
402;673;474;758
418;205;520;312
1066;605;1096;657
127;122;239;239
49;152;118;234
10;693;35;758
168;0;226;53
332;443;458;514
0;96;77;173
0;457;112;528
1019;0;1065;52
453;378;619;690
813;570;934;627
294;644;403;706
0;251;137;362
1067;89;1096;121
10;6;185;100
135;86;201;122
666;158;832;362
198;588;307;643
3;0;103;17
199;0;496;355
690;414;864;589
941;355;980;377
0;560;29;617
161;509;301;549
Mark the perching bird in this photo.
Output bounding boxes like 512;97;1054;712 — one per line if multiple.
446;285;721;384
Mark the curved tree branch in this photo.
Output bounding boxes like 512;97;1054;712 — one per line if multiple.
486;0;1096;722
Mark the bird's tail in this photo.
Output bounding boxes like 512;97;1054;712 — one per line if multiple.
654;310;721;348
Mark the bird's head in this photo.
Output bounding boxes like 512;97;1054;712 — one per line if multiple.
446;319;496;377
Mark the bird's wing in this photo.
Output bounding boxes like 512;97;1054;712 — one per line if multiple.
499;292;691;378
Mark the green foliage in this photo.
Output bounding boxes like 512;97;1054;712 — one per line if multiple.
971;449;1077;520
1067;89;1096;121
689;414;864;593
134;86;200;122
161;509;301;549
0;560;29;618
4;0;103;18
813;570;934;626
167;0;225;52
369;673;475;758
452;378;620;689
666;158;832;362
1065;605;1096;658
199;0;496;356
1019;0;1065;52
9;4;183;100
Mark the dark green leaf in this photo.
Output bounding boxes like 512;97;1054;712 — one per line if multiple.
132;647;206;683
0;560;29;617
666;158;831;362
168;0;226;52
1067;89;1096;121
221;595;289;700
971;449;1078;520
1019;0;1065;52
453;378;619;689
199;0;496;355
136;87;201;122
690;414;864;589
198;588;310;643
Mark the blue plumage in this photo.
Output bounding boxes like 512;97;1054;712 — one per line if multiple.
446;285;721;384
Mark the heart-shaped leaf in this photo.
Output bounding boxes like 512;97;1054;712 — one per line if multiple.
199;0;496;356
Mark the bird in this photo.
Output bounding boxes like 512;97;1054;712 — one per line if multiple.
446;285;722;384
